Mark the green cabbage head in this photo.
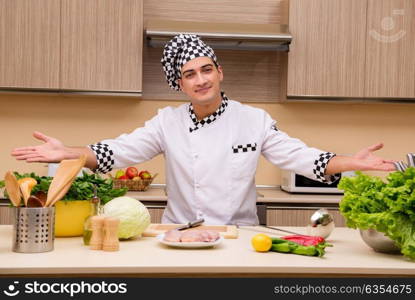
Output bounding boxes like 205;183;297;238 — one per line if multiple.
103;196;151;239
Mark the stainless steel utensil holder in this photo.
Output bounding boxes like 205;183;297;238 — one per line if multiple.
12;207;55;253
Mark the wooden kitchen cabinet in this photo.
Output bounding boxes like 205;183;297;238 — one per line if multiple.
0;0;60;89
1;205;347;227
266;207;346;227
61;0;143;93
365;0;415;98
145;204;347;227
0;0;143;94
147;207;164;223
287;0;367;98
0;206;13;225
288;0;415;100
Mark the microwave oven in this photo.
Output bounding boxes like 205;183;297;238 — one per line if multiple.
280;170;355;194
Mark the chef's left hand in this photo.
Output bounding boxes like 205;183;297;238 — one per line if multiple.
352;142;396;171
326;142;396;174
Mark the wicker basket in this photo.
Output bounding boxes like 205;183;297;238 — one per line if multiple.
111;173;158;191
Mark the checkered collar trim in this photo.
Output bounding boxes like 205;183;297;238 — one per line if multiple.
188;92;229;133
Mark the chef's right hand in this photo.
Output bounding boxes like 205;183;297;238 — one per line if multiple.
11;131;72;163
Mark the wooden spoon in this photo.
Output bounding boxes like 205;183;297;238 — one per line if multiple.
27;196;45;207
4;171;22;207
45;154;87;207
27;191;47;208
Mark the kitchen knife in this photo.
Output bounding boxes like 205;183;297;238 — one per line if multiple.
176;218;205;231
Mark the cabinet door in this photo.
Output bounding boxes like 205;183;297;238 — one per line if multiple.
287;0;367;98
0;0;60;89
61;0;143;92
0;207;13;225
147;207;164;223
365;0;415;98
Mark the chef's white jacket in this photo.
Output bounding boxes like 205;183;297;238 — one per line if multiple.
89;97;338;225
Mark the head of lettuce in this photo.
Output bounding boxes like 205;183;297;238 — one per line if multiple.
103;196;151;239
338;168;415;260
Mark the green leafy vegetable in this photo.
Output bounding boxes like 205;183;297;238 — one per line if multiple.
270;237;331;257
1;171;127;204
63;172;127;204
338;169;415;260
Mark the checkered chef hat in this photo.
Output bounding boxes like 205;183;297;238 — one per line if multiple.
161;34;218;91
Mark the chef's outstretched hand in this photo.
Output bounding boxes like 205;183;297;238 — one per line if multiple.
326;142;396;174
352;142;396;171
11;131;70;163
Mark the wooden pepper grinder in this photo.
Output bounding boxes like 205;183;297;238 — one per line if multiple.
103;217;120;252
90;216;105;250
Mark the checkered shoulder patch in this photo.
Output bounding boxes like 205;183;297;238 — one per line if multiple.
88;143;114;174
232;143;258;153
313;152;340;184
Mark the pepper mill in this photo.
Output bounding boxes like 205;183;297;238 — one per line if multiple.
90;216;105;250
103;217;120;252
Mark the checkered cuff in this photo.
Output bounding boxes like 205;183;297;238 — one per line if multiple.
88;143;114;174
313;152;340;184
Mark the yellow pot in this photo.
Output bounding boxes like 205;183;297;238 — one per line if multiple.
54;200;91;237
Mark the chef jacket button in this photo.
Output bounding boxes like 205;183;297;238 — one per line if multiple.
195;183;200;188
193;153;198;158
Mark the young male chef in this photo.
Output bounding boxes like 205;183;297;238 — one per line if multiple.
11;34;396;225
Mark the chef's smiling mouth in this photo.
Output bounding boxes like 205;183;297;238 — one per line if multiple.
195;86;211;93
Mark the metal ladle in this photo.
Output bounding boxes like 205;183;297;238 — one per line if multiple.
258;209;336;238
306;208;335;238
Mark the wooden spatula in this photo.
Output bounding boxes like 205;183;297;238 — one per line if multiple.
4;171;22;207
46;174;78;207
45;155;87;207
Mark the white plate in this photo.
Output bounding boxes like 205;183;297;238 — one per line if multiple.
156;233;223;249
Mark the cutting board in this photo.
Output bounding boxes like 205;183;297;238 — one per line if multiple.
143;224;239;239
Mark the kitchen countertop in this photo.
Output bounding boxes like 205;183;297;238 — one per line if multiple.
0;225;413;277
127;186;342;204
0;186;342;206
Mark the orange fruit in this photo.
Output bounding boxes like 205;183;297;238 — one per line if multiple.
251;233;272;252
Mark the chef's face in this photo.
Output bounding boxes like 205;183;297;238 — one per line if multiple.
179;56;223;107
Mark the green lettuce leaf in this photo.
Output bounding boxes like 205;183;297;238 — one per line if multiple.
338;169;415;260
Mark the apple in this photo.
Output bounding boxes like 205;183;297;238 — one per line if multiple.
139;170;151;179
115;170;125;179
125;167;138;179
132;176;141;181
118;175;129;180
